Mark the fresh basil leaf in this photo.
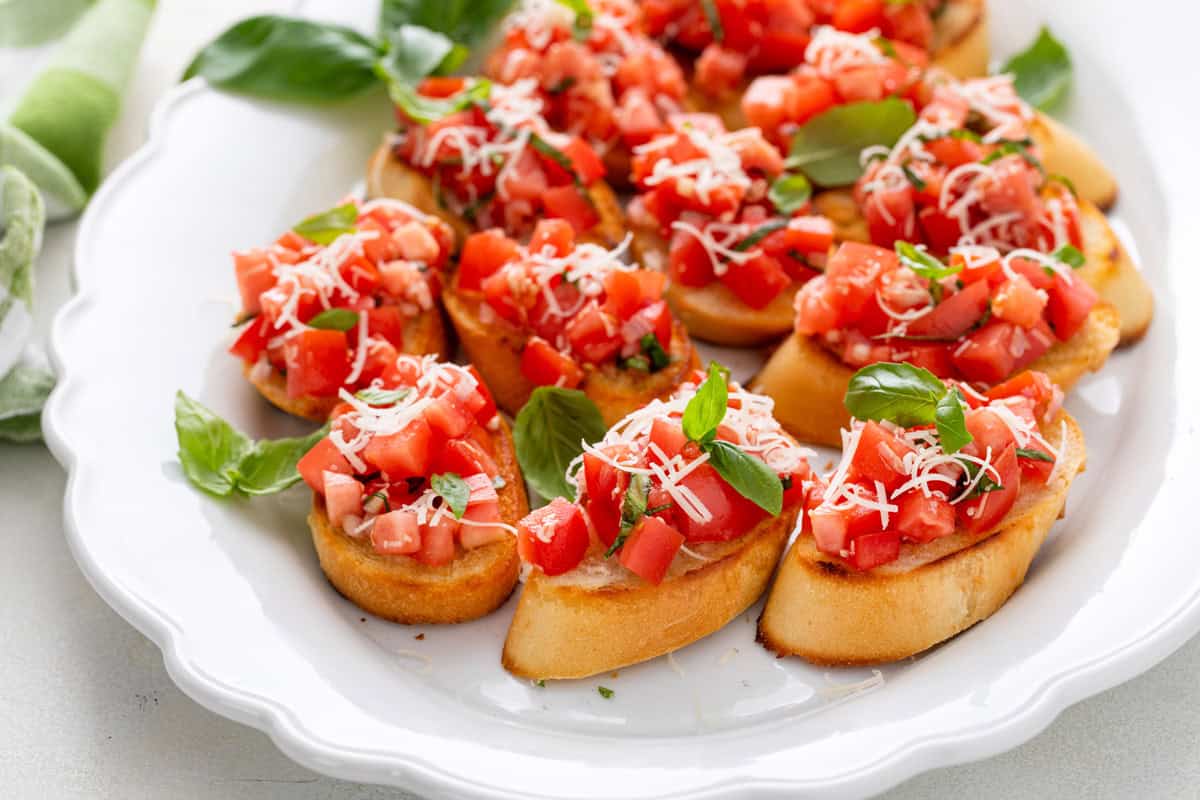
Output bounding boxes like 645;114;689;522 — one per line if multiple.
183;16;382;103
895;242;959;281
844;362;946;429
431;472;470;518
0;362;54;444
1017;448;1054;463
605;473;649;557
703;440;783;516
376;25;460;85
356;386;412;406
553;0;593;39
307;308;359;331
1053;244;1086;268
769;173;812;216
293;202;357;245
387;77;492;124
901;164;926;191
174;391;253;497
786;98;917;187
699;0;723;42
734;219;789;252
640;333;671;372
514;387;607;501
1000;26;1072;112
681;362;728;443
934;389;972;454
379;0;517;48
238;425;330;495
622;355;650;372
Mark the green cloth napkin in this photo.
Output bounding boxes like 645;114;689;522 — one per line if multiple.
1;0;156;219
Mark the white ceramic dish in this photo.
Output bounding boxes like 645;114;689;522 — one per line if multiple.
43;0;1200;797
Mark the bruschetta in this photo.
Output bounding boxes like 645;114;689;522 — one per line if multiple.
641;0;988;128
296;355;529;624
229;198;453;422
502;366;815;679
444;219;698;427
484;0;689;187
628;114;836;345
751;240;1119;447
811;75;1150;343
365;76;625;248
758;365;1086;665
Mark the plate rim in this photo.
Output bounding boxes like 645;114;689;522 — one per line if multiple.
41;26;1200;800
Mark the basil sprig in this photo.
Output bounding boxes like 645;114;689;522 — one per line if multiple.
514;387;607;502
844;363;972;454
786;98;917;187
431;472;470;518
174;391;328;497
306;308;359;331
1000;26;1072;112
681;363;783;516
293;202;357;245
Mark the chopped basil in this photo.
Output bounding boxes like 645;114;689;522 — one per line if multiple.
605;473;649;557
534;679;547;688
552;0;593;39
365;489;392;512
733;219;788;253
293;202;358;245
980;139;1044;174
1053;244;1086;268
1017;447;1054;463
844;363;973;454
641;333;671;371
895;241;959;303
786;98;917;187
901;164;926;192
1000;26;1072;112
386;77;492;124
307;308;359;331
356;386;412;406
699;0;723;41
597;686;614;699
514;387;608;502
530;134;581;185
622;355;651;372
548;76;577;94
174;391;328;497
431;472;470;518
958;459;1005;499
768;172;812;215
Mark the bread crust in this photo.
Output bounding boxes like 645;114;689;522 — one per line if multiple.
309;416;529;624
682;0;989;130
502;506;799;679
442;274;699;427
758;412;1086;665
366;142;626;248
244;307;451;423
750;303;1119;447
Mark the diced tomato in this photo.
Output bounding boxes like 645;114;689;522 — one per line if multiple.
233;250;276;314
793;276;841;334
846;421;913;492
517;497;589;576
582;452;630;546
810;507;849;555
1045;273;1098;341
602;269;645;321
846;530;901;571
298;438;354;492
957;442;1020;535
425;392;473;438
436;437;500;479
366;305;406;349
669;227;716;287
648;417;691;465
952;321;1017;385
323;472;364;527
986;370;1060;416
671;463;766;542
618;516;684;585
992;275;1047;329
623;300;673;351
285;329;350;398
951;249;1002;284
521;336;585;387
825;243;899;323
229;316;271;364
895;491;955;543
371;509;422;555
528;219;575;257
916;206;963;254
1017;443;1056;484
742;76;805;141
862;182;915;247
460;476;509;548
897;342;956;378
563;137;606;185
363;417;433;478
833;0;885;33
565;305;622;365
418;76;467;98
905;279;990;339
465;365;498;422
694;44;748;97
721;252;791;309
925;136;984;168
458;229;521;291
414;516;457;565
784;216;835;254
542;186;600;234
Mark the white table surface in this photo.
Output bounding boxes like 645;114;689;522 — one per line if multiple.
3;1;1197;798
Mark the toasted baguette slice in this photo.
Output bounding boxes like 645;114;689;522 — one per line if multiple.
442;279;698;427
366;141;627;248
683;0;988;129
750;303;1119;447
244;307;450;423
630;222;801;346
502;507;798;679
309;417;529;624
1029;113;1118;212
758;412;1085;665
811;189;1152;346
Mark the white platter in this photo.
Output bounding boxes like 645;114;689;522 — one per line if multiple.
43;0;1200;797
